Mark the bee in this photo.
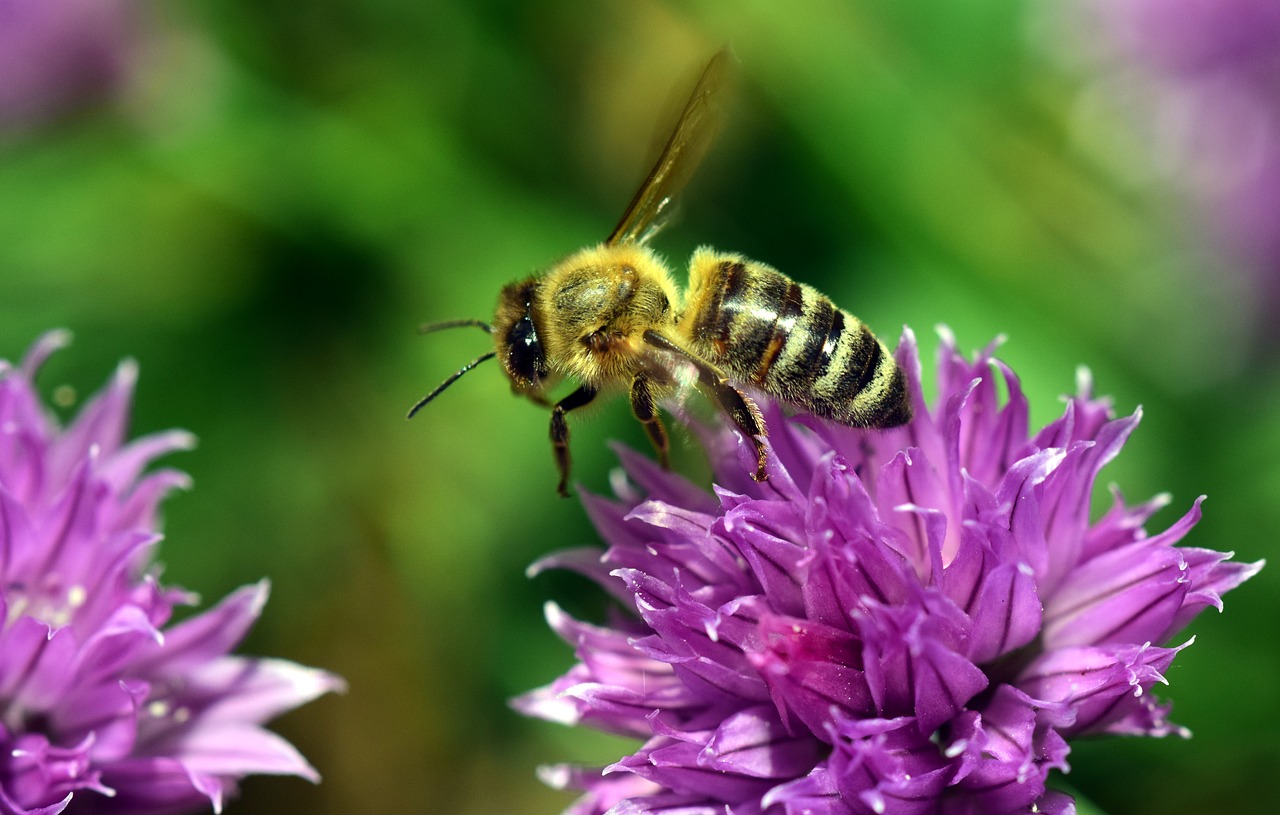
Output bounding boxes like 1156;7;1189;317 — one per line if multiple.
410;51;910;496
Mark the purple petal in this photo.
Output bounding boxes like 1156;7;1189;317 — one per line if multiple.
176;657;344;725
1080;488;1170;561
994;447;1068;583
539;765;661;815
964;560;1042;663
826;716;953;815
51;677;145;761
49;359;138;482
132;582;269;675
761;762;852;815
699;705;825;779
0;485;33;577
802;512;915;633
723;504;808;617
1039;412;1142;594
1166;547;1265;635
611;444;719;514
18;331;73;378
961;358;1031;491
98;430;196;497
20;455;102;578
111;469;193;537
1017;641;1188;738
608;738;777;803
3;731;109;812
72;602;164;683
512;605;689;738
0;619;76;710
746;614;872;740
1043;499;1204;648
856;600;987;732
157;722;320;782
95;757;231;815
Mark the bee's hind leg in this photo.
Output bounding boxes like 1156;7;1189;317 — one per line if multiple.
704;378;768;482
629;373;670;470
550;385;598;497
642;330;769;482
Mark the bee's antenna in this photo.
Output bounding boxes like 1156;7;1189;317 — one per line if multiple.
418;319;493;335
407;351;498;419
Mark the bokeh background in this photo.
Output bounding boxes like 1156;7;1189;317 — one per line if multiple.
2;1;1278;813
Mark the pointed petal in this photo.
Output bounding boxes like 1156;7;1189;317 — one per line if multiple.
99;430;196;495
19;331;73;378
163;722;320;782
98;757;231;815
179;657;344;724
0;484;33;578
609;739;777;804
51;359;138;479
699;705;825;779
857;600;987;732
965;560;1042;663
747;615;872;740
1017;641;1189;738
1166;548;1264;635
134;582;269;675
1043;500;1204;648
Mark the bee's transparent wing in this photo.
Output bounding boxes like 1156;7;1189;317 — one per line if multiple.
606;50;731;247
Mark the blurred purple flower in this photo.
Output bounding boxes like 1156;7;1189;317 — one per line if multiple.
0;332;342;814
516;329;1261;815
1051;0;1280;321
0;0;138;134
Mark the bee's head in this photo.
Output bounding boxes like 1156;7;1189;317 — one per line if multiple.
493;278;550;392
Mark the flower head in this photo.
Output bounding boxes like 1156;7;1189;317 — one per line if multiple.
516;328;1261;815
0;331;342;815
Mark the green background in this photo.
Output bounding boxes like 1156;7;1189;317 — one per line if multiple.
1;2;1276;813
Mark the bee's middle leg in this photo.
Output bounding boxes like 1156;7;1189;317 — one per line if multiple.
642;330;769;481
629;373;670;470
550;384;598;497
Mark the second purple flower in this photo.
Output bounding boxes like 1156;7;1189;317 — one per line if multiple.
0;333;343;815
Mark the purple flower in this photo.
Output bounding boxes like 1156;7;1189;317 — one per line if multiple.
516;328;1261;815
0;0;139;135
0;331;342;815
1046;0;1280;328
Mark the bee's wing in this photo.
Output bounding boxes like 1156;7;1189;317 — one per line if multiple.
606;49;732;247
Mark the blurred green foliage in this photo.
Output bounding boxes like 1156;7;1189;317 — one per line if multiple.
1;1;1277;813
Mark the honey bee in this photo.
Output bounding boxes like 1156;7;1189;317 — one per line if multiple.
410;51;910;496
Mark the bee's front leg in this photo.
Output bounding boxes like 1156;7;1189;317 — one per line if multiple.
550;385;598;497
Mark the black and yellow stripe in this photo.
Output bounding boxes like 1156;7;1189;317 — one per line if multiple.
688;257;909;428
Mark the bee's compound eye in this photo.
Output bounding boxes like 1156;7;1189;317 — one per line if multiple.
505;314;547;386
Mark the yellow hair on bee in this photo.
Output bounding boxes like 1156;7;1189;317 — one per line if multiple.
532;243;682;389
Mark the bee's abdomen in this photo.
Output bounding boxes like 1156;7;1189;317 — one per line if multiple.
687;256;909;428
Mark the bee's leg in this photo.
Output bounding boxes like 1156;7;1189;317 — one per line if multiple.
706;380;769;482
629;373;670;470
642;330;768;481
550;385;598;497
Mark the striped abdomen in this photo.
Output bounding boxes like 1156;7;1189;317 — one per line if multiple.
681;252;910;428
